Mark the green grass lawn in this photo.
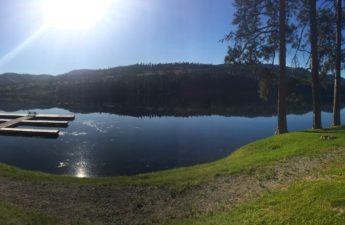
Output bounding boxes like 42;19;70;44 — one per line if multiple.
164;156;345;225
161;127;345;225
0;201;95;225
0;201;59;225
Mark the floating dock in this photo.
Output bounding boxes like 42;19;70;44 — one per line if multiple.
0;119;69;127
0;113;75;138
0;113;75;120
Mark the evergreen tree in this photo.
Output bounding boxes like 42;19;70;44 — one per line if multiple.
276;0;288;134
309;0;322;129
224;0;294;134
333;0;342;126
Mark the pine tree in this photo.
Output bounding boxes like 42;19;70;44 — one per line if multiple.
309;0;322;129
225;0;292;134
276;0;288;134
333;0;342;126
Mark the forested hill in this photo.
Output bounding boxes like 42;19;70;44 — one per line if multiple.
0;63;339;108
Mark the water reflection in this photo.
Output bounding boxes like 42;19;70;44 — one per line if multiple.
75;160;89;178
0;96;327;118
69;142;92;178
57;162;66;168
62;131;88;136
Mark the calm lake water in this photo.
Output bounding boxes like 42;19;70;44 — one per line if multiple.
0;107;343;177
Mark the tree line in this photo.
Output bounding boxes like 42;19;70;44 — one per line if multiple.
224;0;344;134
0;63;338;111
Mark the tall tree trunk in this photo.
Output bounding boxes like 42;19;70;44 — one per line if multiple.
276;0;288;134
310;0;322;129
333;0;342;126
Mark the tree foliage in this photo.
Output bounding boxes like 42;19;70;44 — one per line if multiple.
224;0;297;66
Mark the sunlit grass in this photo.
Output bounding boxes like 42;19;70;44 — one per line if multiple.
164;157;345;225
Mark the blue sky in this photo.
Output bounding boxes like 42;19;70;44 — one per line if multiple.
0;0;234;75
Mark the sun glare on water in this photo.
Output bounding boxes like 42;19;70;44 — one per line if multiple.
42;0;110;30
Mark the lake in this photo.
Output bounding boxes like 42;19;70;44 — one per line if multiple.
0;107;342;177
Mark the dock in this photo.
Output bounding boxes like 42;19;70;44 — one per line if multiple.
0;128;60;137
0;119;69;127
0;113;75;138
0;113;75;120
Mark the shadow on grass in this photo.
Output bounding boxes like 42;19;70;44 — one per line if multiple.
298;126;345;134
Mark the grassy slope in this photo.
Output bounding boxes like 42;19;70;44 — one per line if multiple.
163;128;345;225
2;127;345;224
165;158;345;225
0;201;94;225
0;201;60;225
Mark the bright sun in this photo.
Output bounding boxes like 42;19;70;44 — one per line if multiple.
42;0;109;29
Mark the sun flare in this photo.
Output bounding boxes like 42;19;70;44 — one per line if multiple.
42;0;109;29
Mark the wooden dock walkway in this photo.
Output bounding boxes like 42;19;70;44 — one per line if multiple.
0;115;34;129
0;128;60;137
0;113;75;120
0;119;69;127
0;113;75;138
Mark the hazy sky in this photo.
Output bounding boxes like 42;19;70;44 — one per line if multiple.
0;0;234;75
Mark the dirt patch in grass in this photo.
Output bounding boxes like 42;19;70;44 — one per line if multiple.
0;148;344;225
